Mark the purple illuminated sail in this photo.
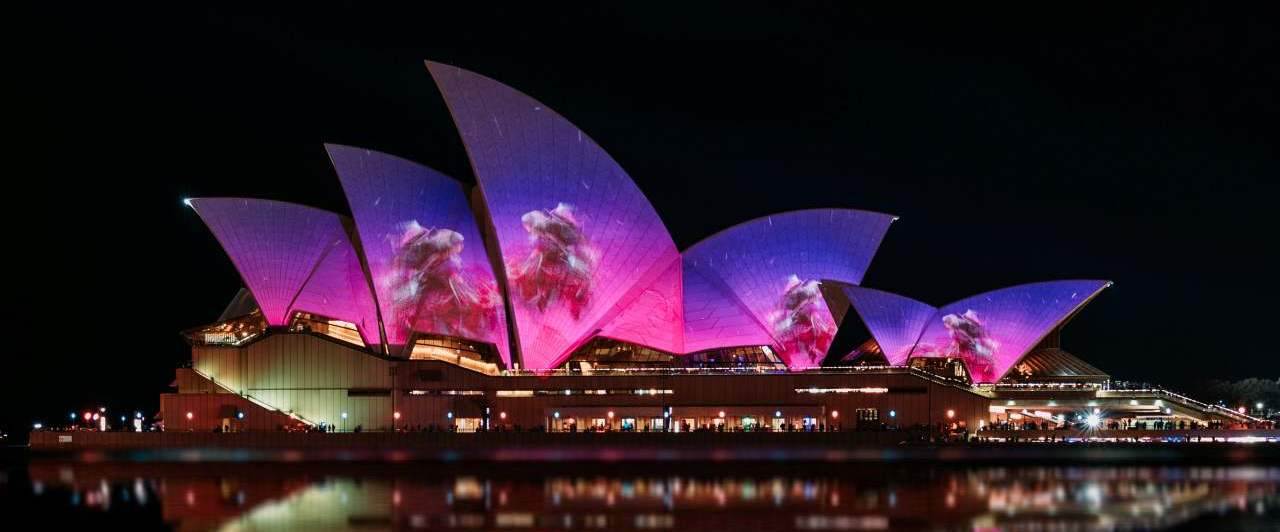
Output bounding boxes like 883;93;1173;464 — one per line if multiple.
841;286;936;365
428;61;682;368
188;198;380;343
682;209;895;368
327;144;510;363
908;280;1110;383
681;261;774;353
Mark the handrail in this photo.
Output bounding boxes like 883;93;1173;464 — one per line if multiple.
1098;387;1263;423
500;364;930;376
496;364;985;396
187;367;317;427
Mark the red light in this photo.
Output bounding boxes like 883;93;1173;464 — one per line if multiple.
946;409;955;419
393;411;401;420
83;412;93;421
831;410;839;419
607;411;615;419
718;411;726;418
499;412;507;420
185;412;193;420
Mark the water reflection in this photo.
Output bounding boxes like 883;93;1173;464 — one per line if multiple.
15;461;1280;531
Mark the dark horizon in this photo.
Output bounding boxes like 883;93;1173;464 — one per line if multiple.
11;4;1278;434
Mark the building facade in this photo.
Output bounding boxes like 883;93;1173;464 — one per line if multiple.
162;61;1256;434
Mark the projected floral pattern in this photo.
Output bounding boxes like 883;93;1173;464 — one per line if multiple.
430;62;682;368
384;221;501;343
769;276;838;366
326;144;510;362
507;203;599;319
914;310;1000;380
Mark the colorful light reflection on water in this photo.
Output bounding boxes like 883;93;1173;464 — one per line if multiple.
7;458;1280;531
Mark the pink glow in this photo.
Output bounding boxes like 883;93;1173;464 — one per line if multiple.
598;256;684;354
428;61;681;369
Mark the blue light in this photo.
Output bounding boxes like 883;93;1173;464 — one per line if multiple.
775;410;782;417
447;412;454;419
553;411;560;419
70;412;76;420
889;410;896;418
237;412;245;420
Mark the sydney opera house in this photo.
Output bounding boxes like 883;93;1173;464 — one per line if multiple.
163;62;1254;435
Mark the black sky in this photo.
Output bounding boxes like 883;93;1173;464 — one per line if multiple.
10;3;1279;434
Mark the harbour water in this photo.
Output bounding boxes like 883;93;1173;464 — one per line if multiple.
4;447;1280;531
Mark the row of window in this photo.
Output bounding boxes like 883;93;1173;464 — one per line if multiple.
402;389;676;397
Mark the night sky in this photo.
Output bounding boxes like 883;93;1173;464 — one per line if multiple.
10;4;1278;434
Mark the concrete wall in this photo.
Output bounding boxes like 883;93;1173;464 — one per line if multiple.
191;335;393;430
